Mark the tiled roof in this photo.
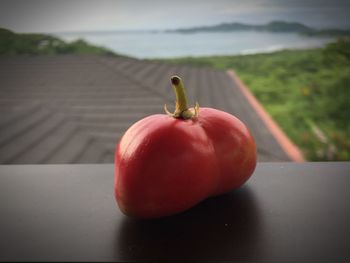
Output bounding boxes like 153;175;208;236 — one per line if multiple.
0;55;290;163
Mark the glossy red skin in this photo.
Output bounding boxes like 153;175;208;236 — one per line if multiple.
115;107;257;219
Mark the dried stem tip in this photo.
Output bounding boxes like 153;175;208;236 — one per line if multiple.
171;76;180;86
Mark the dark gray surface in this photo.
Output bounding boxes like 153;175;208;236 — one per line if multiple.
1;163;350;262
0;55;289;164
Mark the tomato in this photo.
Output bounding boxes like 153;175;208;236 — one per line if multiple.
115;76;256;219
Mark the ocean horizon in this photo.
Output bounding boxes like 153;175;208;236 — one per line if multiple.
57;31;335;59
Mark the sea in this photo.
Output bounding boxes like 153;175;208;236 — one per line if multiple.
57;31;336;59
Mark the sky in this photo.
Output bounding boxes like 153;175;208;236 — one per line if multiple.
0;0;350;33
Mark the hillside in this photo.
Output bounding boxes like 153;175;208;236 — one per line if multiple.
0;28;117;56
168;21;350;37
161;38;350;161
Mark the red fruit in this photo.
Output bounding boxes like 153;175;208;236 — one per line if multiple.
115;76;256;219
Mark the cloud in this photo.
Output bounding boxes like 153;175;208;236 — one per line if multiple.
0;0;122;32
0;0;349;32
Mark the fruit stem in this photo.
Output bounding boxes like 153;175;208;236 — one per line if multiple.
164;76;199;120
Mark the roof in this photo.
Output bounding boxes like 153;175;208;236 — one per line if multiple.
0;55;290;163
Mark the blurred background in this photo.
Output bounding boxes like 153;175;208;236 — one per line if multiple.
0;0;349;163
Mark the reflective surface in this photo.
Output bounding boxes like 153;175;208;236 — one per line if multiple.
0;163;350;261
116;186;262;261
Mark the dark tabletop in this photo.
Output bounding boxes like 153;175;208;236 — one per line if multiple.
0;162;350;262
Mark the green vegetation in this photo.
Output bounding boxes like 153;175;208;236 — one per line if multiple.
0;28;117;56
162;39;350;161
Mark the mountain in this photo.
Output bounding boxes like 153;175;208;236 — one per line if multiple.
168;21;312;33
0;28;117;55
167;21;350;36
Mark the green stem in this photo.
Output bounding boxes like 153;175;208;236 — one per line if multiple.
172;76;189;113
164;76;199;120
